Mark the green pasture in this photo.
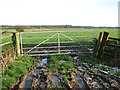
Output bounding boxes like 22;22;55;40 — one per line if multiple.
2;28;118;42
21;31;94;44
1;28;119;52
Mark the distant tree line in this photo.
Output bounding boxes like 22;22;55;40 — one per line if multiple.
1;25;119;29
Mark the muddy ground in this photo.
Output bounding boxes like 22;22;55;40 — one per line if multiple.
13;55;120;89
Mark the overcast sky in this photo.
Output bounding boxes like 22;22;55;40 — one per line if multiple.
0;0;119;26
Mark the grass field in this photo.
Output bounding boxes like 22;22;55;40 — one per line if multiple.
21;31;94;44
1;28;119;43
1;28;119;53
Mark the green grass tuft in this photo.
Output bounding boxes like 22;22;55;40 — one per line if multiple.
2;56;35;89
48;55;73;71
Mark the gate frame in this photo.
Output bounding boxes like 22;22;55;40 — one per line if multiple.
20;31;95;56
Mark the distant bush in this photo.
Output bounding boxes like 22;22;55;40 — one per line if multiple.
16;26;24;32
2;31;9;34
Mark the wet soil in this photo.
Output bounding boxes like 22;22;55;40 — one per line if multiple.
13;55;120;89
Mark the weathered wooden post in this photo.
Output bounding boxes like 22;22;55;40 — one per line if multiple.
97;32;109;58
93;38;98;57
12;32;20;57
12;33;16;58
12;33;16;47
15;32;20;57
95;32;104;58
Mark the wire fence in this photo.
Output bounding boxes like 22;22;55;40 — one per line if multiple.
0;36;16;75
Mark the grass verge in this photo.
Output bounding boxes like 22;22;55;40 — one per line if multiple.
2;56;36;89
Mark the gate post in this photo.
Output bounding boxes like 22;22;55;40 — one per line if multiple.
93;38;98;57
12;33;16;47
97;32;109;58
15;32;20;57
95;32;103;58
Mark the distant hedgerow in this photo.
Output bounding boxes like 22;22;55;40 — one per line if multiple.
16;26;24;32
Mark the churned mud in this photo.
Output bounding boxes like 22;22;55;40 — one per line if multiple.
13;55;120;89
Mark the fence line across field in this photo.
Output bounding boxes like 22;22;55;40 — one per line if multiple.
20;31;95;56
21;31;94;34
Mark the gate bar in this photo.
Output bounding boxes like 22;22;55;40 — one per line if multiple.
22;36;93;39
26;33;58;54
22;45;93;49
24;49;93;53
26;52;93;56
58;32;60;54
60;33;82;46
20;33;23;56
22;40;93;44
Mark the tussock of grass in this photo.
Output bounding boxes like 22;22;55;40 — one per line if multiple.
2;56;35;89
48;55;73;71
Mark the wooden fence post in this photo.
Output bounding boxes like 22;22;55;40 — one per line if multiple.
15;32;20;57
93;38;98;57
97;32;109;58
12;33;17;58
12;33;16;47
94;32;104;57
